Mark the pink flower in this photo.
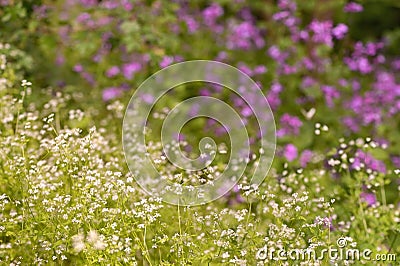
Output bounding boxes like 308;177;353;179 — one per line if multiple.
81;72;95;85
391;59;400;70
183;16;199;33
102;87;122;101
332;23;348;39
357;57;373;74
344;2;363;13
283;144;298;162
76;12;91;23
391;156;400;168
79;0;97;8
300;150;313;168
268;45;287;62
237;62;253;76
309;20;333;47
351;150;386;173
321;85;340;107
277;114;303;137
202;3;223;26
360;192;377;206
272;11;290;21
253;65;267;75
301;76;316;88
56;55;65;66
141;93;154;104
278;0;297;11
106;66;120;77
159;56;174;68
343;117;360;132
121;0;133;11
122;62;141;80
227;21;265;50
267;82;283;110
73;64;84;73
241;106;252;117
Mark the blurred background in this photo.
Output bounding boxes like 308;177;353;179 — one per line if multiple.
1;0;400;187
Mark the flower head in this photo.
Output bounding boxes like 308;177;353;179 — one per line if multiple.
344;2;363;13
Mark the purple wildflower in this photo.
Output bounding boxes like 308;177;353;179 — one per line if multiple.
103;87;122;101
202;3;223;26
215;51;228;61
159;56;174;68
283;144;298;162
391;156;400;168
365;42;379;56
184;16;199;33
122;62;141;80
343;117;360;132
351;150;386;173
141;93;154;104
73;64;84;73
76;12;91;23
309;20;333;47
301;76;316;88
321;85;340;107
267;82;283;110
278;0;297;11
300;150;313;168
301;57;315;70
357;57;373;74
360;192;377;206
106;66;120;77
332;23;348;39
56;55;65;66
81;72;95;85
241;106;253;117
121;0;133;11
33;4;48;19
215;125;229;136
344;2;363;13
79;0;97;7
101;0;119;9
268;45;288;63
227;21;265;50
391;59;400;70
237;62;253;76
253;65;267;75
277;113;303;137
352;80;361;91
299;30;309;40
173;133;185;142
272;11;290;21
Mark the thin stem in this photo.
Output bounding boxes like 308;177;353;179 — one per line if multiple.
177;200;184;263
380;182;387;207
